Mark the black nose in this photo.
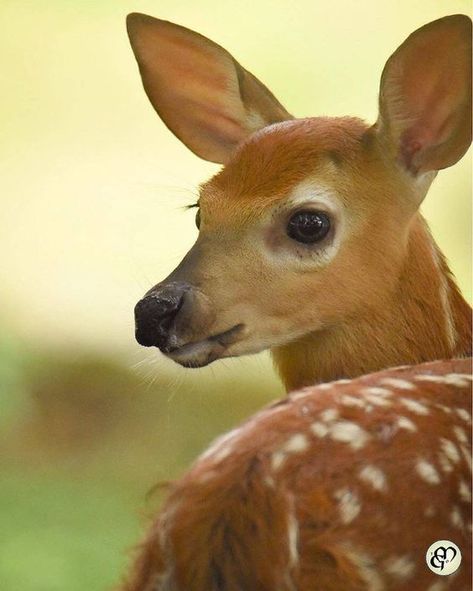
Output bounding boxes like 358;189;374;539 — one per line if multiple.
134;284;188;349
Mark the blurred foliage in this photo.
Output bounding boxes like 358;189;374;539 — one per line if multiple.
0;341;279;591
0;335;29;427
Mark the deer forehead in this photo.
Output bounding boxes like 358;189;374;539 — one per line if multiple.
200;117;369;205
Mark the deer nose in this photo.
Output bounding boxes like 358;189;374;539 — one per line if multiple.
134;283;189;350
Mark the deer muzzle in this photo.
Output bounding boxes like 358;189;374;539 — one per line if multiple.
134;281;244;367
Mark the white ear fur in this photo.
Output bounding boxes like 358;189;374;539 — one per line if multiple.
127;13;292;164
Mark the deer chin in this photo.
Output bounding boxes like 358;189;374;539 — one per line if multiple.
164;323;245;368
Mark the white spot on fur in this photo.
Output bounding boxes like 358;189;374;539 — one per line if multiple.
440;438;461;464
451;506;464;529
414;374;447;384
399;398;430;415
285;433;309;453
415;373;471;387
384;555;415;580
271;433;309;471
379;377;415;390
271;451;286;471
416;460;441;485
341;395;366;408
455;408;471;423
364;395;392;408
310;421;329;438
458;480;471;503
335;488;361;524
361;387;392;398
435;403;453;415
359;465;387;492
396;416;417;432
447;372;473;382
330;421;370;450
438;452;454;474
316;383;333;391
340;543;385;591
320;408;339;422
453;426;468;445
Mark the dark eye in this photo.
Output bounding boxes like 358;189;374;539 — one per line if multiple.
287;210;331;244
195;208;201;229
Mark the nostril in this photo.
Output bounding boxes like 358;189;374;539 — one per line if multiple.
134;290;185;348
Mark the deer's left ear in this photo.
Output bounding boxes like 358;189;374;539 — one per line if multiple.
376;14;472;174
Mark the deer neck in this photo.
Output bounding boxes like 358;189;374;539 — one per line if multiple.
271;215;472;392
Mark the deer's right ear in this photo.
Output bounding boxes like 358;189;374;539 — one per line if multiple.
376;14;472;175
126;13;292;164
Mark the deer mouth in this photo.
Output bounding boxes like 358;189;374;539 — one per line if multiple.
165;323;245;368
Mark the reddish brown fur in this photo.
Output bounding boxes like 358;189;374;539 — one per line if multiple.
122;359;472;591
209;118;369;203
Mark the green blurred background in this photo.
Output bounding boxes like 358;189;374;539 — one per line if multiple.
0;1;471;589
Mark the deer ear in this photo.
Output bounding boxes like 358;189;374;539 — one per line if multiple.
376;14;472;174
126;13;292;164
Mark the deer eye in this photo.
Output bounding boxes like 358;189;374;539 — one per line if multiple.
195;208;201;229
287;210;331;244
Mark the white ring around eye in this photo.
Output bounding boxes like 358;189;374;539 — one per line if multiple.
260;179;345;269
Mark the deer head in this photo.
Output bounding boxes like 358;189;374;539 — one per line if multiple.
128;14;471;388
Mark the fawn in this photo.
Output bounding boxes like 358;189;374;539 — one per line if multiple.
126;12;472;591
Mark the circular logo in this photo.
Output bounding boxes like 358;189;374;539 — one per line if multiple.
426;540;462;576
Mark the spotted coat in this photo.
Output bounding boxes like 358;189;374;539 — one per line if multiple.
122;358;472;591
